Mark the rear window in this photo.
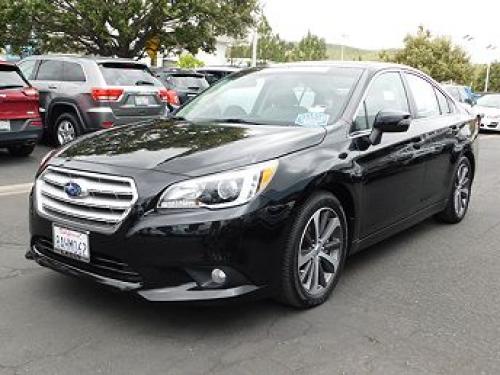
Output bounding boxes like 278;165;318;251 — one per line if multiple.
99;63;159;86
0;68;28;89
64;62;86;82
165;75;209;90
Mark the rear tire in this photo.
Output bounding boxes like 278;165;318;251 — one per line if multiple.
51;113;81;146
436;156;472;224
276;192;348;308
7;144;35;157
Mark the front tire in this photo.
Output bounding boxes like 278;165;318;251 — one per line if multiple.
436;156;472;223
276;192;348;308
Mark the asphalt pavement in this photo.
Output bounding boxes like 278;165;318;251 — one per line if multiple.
0;135;499;375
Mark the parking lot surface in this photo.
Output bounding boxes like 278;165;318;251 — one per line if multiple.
0;135;499;375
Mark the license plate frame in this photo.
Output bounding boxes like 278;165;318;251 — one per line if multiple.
52;224;90;263
0;120;11;132
135;95;150;106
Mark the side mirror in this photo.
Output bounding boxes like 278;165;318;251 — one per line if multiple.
370;110;411;145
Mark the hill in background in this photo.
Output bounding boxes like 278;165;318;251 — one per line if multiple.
326;44;399;61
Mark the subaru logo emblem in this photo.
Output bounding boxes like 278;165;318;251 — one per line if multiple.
64;182;86;198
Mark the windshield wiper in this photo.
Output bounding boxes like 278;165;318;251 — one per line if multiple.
217;118;265;125
135;80;155;86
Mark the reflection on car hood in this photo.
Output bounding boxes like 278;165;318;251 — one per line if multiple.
58;119;327;176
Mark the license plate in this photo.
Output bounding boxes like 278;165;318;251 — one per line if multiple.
135;96;150;106
0;120;10;132
53;225;90;262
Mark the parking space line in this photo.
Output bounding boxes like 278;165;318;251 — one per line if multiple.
0;183;33;197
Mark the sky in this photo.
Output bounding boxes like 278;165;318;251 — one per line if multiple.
263;0;500;63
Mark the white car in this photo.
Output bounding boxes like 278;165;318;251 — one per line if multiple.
474;94;500;132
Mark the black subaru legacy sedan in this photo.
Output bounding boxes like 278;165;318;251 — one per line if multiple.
27;62;478;308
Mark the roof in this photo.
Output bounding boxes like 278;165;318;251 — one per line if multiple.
19;55;145;65
195;66;240;72
270;60;414;72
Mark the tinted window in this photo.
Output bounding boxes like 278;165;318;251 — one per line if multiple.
354;72;409;131
64;62;86;82
406;74;440;118
164;75;208;90
178;67;363;127
36;60;64;81
18;60;37;80
435;89;451;114
0;68;28;89
100;63;160;86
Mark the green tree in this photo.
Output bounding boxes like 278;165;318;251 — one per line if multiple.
0;0;37;55
380;26;473;83
1;0;258;58
177;53;204;69
473;62;500;92
291;31;328;62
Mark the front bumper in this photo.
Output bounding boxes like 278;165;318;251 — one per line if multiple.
28;187;293;302
27;244;260;301
480;118;500;131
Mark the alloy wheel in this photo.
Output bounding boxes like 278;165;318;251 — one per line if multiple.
57;120;76;145
454;163;471;218
297;207;342;296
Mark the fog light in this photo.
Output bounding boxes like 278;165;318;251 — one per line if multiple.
211;268;227;285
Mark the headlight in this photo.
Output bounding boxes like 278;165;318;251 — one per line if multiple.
157;160;279;209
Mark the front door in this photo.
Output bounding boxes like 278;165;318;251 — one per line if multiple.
351;71;427;238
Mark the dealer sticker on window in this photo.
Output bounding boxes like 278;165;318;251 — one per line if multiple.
295;112;330;127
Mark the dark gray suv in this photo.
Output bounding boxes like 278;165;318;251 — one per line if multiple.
18;56;168;146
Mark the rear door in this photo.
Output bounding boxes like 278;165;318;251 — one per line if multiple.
30;59;65;114
404;73;463;206
98;62;165;118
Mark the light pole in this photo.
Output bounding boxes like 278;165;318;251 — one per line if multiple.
485;44;497;93
340;34;348;61
251;29;258;67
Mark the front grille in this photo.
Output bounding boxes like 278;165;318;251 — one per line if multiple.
34;237;142;283
36;166;138;233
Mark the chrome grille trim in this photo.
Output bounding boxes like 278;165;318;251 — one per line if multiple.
35;166;138;234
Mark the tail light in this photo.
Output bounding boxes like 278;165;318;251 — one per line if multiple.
159;89;180;106
101;121;114;129
91;88;124;102
30;119;43;127
22;87;39;99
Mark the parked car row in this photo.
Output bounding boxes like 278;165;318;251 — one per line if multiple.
0;54;240;153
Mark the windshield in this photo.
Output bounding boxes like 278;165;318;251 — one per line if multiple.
177;67;363;127
477;94;500;109
99;63;160;86
0;69;28;89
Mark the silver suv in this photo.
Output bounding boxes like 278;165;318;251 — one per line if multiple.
18;55;168;146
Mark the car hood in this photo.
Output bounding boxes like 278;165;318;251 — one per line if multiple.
474;105;500;117
57;119;326;176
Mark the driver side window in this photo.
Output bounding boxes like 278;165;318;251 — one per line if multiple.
354;72;410;131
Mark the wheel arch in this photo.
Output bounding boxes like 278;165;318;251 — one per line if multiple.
47;101;84;129
293;174;359;252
